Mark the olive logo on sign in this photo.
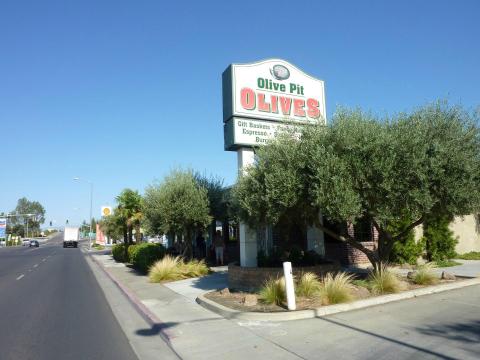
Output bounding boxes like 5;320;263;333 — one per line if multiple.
270;64;290;80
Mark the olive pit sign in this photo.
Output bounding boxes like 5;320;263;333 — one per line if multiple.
222;59;326;151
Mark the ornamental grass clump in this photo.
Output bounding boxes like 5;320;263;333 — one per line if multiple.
180;258;209;278
413;262;439;285
149;256;182;282
296;272;321;297
148;256;209;282
369;264;405;295
259;277;286;305
320;272;354;305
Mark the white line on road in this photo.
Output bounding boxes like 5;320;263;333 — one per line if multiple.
16;274;24;280
33;264;38;268
42;258;46;261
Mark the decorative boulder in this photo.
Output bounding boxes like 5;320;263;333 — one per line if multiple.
242;294;258;306
219;288;230;296
441;271;456;281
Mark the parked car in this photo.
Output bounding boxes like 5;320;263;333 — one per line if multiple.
23;239;31;246
29;240;39;247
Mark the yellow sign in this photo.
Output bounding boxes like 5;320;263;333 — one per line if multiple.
101;206;112;217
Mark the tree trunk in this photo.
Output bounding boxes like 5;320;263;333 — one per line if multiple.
315;222;381;269
184;229;193;259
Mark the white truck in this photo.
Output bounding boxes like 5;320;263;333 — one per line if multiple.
63;227;79;248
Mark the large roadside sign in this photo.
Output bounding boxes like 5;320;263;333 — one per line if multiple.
223;59;326;151
0;218;6;239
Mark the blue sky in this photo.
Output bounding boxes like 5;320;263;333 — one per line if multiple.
1;0;479;227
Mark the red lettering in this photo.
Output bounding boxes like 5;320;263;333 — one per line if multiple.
307;98;320;119
279;97;291;115
257;93;270;112
240;88;256;110
270;95;278;113
293;99;306;117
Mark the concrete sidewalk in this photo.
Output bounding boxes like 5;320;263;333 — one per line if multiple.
91;254;300;360
91;254;480;359
394;259;480;278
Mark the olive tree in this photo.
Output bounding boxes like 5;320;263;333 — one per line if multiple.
143;170;212;258
234;102;480;267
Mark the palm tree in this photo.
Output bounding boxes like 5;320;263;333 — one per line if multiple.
116;189;143;247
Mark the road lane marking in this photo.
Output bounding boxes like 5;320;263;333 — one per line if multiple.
42;258;46;261
16;274;24;280
33;264;38;268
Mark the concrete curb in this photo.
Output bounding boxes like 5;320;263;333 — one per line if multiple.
196;276;480;322
87;253;178;345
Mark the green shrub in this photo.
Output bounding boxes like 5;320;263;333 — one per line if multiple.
456;251;480;260
112;244;128;262
435;259;461;267
148;256;209;282
368;264;405;294
413;263;438;285
296;272;321;297
388;216;425;265
321;272;354;304
423;213;458;262
127;244;138;263
131;243;165;273
258;277;286;305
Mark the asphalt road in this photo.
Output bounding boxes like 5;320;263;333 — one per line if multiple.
0;233;138;360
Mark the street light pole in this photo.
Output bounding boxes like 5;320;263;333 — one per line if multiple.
89;181;93;251
74;177;94;251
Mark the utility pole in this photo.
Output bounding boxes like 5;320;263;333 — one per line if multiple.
74;177;94;250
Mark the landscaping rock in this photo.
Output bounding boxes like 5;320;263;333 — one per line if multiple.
242;294;258;306
441;271;456;280
353;285;371;299
219;288;230;296
407;271;417;280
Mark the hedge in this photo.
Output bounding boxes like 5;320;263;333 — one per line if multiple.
112;243;128;263
127;244;138;263
131;243;166;273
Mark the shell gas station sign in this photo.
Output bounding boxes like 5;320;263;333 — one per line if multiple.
223;59;326;150
101;206;112;217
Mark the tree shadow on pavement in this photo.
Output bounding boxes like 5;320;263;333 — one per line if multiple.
187;272;228;291
136;322;177;336
320;317;458;360
135;317;222;337
415;319;480;345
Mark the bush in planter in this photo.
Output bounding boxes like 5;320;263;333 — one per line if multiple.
112;243;128;262
131;243;166;273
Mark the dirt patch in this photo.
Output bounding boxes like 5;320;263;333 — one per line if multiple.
205;277;459;313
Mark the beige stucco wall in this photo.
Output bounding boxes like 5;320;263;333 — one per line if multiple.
450;215;480;254
413;215;480;254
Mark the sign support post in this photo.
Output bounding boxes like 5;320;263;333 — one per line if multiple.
223;59;326;268
237;147;258;267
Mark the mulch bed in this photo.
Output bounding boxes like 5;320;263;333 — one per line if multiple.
204;277;459;313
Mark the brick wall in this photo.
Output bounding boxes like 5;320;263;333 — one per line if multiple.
324;241;376;266
228;262;341;292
